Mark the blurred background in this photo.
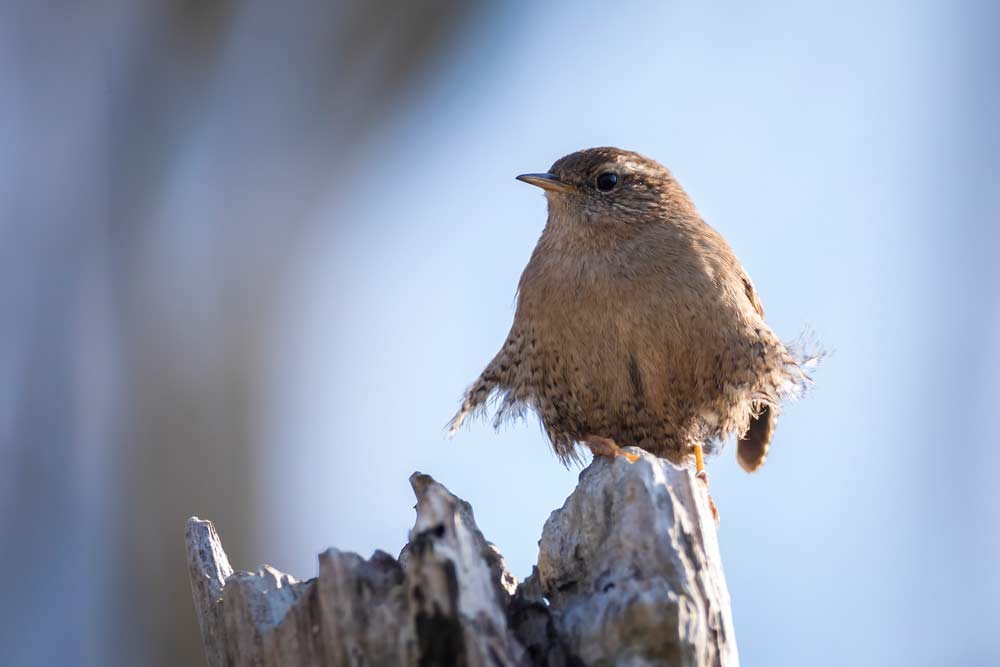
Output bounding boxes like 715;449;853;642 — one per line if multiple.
2;1;998;665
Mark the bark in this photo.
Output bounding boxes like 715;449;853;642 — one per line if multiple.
185;449;738;666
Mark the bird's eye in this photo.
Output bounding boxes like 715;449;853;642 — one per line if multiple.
595;172;619;191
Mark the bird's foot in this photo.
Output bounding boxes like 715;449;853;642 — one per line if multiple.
696;469;720;525
583;434;639;463
694;444;720;525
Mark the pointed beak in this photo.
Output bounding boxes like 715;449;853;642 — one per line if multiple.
515;172;574;193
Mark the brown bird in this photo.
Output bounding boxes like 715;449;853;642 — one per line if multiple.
449;147;813;516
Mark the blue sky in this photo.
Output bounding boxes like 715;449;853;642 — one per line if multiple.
255;3;999;664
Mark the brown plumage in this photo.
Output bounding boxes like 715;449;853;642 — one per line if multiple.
450;147;813;473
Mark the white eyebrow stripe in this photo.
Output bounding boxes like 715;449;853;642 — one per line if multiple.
608;157;661;178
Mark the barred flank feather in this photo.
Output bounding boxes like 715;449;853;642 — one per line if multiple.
447;374;497;437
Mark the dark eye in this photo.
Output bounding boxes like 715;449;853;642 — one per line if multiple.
595;172;619;191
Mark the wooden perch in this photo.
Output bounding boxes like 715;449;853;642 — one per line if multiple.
185;448;738;666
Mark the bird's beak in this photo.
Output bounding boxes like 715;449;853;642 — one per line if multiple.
516;172;574;193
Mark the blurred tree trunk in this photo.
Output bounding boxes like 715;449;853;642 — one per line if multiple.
1;2;480;665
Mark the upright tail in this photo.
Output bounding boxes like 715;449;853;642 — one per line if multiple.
737;403;776;472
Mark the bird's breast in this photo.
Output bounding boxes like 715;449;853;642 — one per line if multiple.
515;263;665;407
514;246;748;417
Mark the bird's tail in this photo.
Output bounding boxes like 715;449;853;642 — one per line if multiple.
737;403;776;472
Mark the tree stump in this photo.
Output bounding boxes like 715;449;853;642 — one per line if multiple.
185;448;738;666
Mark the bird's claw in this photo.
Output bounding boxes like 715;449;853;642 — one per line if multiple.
694;468;719;524
584;434;638;463
707;493;720;525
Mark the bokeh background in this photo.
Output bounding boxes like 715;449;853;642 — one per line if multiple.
3;1;999;665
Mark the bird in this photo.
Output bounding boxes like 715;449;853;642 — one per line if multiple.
449;147;814;519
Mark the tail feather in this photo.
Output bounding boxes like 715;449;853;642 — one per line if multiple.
737;403;775;472
736;330;823;471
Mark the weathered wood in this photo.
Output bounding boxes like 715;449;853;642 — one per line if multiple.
533;449;738;667
185;517;235;667
186;449;738;666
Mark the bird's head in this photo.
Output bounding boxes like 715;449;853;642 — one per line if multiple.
516;147;696;238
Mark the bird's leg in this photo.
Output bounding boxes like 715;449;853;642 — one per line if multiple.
694;443;720;524
583;434;639;463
